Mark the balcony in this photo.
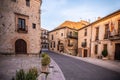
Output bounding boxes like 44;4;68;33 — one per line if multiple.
81;42;87;48
67;34;78;39
109;33;120;41
16;24;28;33
41;36;48;39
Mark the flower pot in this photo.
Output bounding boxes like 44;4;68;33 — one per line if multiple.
41;65;49;73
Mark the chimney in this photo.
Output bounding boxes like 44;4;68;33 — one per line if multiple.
97;17;101;20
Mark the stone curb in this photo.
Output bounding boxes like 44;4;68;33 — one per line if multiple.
38;58;66;80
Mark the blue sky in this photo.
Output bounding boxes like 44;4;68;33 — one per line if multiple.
41;0;120;31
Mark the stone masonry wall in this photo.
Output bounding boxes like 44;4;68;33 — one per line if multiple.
0;0;42;54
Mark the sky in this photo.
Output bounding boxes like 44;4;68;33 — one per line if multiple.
41;0;120;31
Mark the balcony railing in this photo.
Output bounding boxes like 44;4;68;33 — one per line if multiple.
67;34;78;39
41;36;48;39
16;24;28;33
81;42;87;48
109;33;120;41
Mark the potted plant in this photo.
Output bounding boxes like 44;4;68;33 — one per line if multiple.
102;49;108;60
41;53;51;73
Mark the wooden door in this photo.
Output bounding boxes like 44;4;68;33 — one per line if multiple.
15;39;27;54
84;49;88;57
115;43;120;60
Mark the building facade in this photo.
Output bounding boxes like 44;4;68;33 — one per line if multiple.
41;28;49;49
78;25;91;57
78;10;120;60
49;27;78;55
49;20;89;56
91;10;120;60
0;0;42;55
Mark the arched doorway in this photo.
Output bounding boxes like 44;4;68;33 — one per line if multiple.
15;39;27;54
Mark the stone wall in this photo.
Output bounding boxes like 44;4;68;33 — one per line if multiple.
0;0;42;54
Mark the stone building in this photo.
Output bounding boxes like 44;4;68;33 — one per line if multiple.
78;25;91;57
49;20;89;56
78;10;120;60
0;0;42;55
41;28;49;49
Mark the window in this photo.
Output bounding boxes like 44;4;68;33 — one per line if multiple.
11;0;16;2
26;0;30;7
84;29;87;36
68;39;70;46
104;24;109;39
95;27;99;40
68;39;73;47
70;31;72;36
95;45;98;54
32;23;36;29
85;39;87;46
18;18;26;31
54;42;55;48
103;44;107;50
61;33;63;36
50;42;52;48
118;20;120;34
51;35;53;40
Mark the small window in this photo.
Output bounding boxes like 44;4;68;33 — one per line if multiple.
61;33;63;36
32;23;36;29
11;0;16;2
84;29;87;36
26;0;30;7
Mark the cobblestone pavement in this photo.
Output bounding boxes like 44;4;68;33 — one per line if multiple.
0;55;41;80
